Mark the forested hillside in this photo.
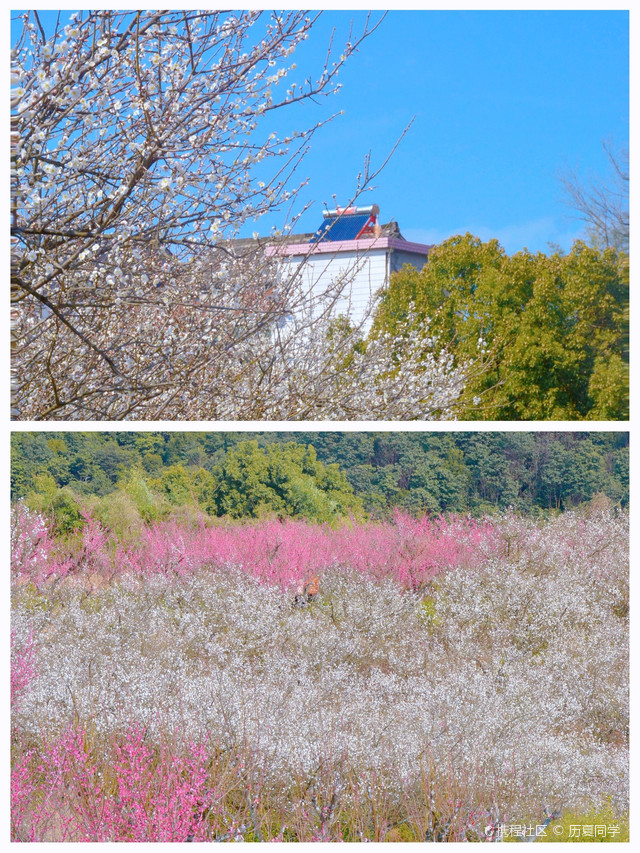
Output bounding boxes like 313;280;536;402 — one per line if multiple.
12;432;628;521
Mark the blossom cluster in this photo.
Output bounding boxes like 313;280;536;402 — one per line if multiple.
11;505;497;589
12;11;473;422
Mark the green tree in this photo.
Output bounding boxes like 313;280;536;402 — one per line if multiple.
212;441;361;522
27;480;84;536
372;235;628;420
118;469;170;522
151;464;198;508
11;432;630;519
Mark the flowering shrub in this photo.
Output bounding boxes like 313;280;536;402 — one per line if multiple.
11;725;218;842
11;506;628;840
10;502;72;586
10;628;36;710
11;504;498;591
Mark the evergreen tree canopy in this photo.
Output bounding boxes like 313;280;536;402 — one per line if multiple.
371;235;628;420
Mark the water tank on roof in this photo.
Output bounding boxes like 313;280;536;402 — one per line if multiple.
322;204;380;218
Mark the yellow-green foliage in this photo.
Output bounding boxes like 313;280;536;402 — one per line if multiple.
418;596;440;631
79;596;103;615
27;483;84;536
92;491;145;543
119;469;171;522
14;582;52;614
165;503;211;528
542;805;628;843
373;236;628;420
385;824;419;842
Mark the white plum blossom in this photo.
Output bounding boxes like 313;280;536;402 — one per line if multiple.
11;506;629;835
11;10;477;421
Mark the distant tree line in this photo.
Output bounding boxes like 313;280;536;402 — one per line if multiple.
12;432;628;533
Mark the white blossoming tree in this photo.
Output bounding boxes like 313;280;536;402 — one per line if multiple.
11;10;472;420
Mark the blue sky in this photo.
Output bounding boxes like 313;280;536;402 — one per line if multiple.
279;10;629;254
13;10;628;255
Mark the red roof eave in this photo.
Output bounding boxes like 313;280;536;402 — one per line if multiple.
265;236;433;258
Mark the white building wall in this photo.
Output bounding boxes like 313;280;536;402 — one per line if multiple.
280;247;388;332
267;235;432;334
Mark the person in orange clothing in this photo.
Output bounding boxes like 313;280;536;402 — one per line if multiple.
293;575;320;606
304;576;319;601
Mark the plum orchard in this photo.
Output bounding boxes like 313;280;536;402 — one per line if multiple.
11;506;628;840
11;10;469;420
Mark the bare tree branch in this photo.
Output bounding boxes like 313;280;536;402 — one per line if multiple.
559;140;628;252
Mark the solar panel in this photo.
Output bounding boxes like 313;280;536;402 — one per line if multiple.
310;213;371;243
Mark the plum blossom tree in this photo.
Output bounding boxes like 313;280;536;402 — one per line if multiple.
11;10;470;421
